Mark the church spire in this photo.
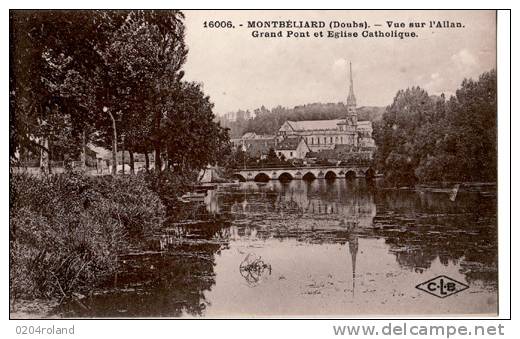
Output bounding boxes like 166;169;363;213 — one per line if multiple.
347;61;356;107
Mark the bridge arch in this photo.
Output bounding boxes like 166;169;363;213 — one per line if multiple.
232;173;246;182
345;170;357;180
325;170;337;180
302;172;316;181
365;167;376;180
278;172;294;182
254;172;271;182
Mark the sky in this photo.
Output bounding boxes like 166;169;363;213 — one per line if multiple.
182;10;496;115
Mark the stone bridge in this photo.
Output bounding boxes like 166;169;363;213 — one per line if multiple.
233;165;376;182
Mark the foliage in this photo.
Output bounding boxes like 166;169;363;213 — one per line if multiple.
163;82;231;172
143;169;195;214
9;10;118;160
10;10;229;174
373;70;497;186
218;104;385;138
266;148;280;164
9;172;165;300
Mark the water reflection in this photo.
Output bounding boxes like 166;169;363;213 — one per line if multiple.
59;179;497;317
212;180;497;289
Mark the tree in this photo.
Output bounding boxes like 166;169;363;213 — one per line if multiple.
163;81;230;173
266;148;279;165
374;70;497;185
89;10;187;174
9;10;124;170
374;87;435;185
11;10;230;178
415;70;497;182
227;148;249;169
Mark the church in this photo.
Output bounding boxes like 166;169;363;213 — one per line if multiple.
277;63;376;157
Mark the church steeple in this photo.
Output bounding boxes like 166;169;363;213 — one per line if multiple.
347;61;356;108
346;61;358;130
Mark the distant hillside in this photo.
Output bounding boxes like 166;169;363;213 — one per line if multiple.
218;103;386;138
356;106;386;122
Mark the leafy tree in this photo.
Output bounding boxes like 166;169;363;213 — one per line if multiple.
414;70;497;182
374;70;497;185
374;86;436;186
265;148;279;165
163;81;230;173
90;10;188;173
11;12;81;162
10;10;126;170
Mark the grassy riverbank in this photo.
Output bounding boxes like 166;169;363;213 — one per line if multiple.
9;171;194;315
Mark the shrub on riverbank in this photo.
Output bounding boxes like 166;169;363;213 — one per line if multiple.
143;169;196;214
9;172;165;303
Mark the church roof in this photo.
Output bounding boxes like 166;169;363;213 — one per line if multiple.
276;137;302;150
242;132;276;139
286;119;344;131
284;119;372;132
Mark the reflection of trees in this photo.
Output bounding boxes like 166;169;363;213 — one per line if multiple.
219;181;497;289
373;190;497;287
220;180;377;231
59;218;232;317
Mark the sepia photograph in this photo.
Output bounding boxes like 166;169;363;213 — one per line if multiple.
9;9;501;319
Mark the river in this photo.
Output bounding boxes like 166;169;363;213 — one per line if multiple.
58;179;498;317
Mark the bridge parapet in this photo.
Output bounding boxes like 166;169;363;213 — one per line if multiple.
233;164;375;181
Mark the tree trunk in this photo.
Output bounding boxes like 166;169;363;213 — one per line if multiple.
144;152;150;173
108;112;117;175
47;137;52;174
40;137;49;175
112;137;117;175
129;150;135;174
154;143;161;172
165;147;170;170
153;108;162;172
121;137;125;175
81;130;87;170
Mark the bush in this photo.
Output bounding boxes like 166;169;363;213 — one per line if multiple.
143;169;195;213
9;172;165;301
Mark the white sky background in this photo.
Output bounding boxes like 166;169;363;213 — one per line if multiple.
183;10;495;115
185;11;496;114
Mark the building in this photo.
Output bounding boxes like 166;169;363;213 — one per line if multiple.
232;62;376;161
275;136;311;160
231;133;277;159
277;63;376;157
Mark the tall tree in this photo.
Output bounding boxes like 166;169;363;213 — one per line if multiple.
163;81;230;173
9;10;123;168
373;87;436;186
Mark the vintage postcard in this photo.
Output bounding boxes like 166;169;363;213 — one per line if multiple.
9;9;501;319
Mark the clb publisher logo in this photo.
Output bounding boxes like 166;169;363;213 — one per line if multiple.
415;275;469;298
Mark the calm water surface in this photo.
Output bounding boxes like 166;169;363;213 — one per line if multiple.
60;179;497;317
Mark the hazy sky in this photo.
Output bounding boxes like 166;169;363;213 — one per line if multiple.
183;10;496;115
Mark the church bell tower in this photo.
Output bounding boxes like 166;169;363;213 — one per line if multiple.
346;61;357;126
